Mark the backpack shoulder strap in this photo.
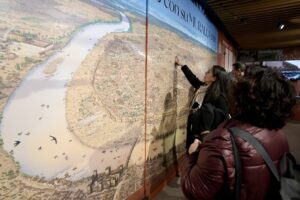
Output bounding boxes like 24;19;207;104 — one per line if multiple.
228;127;280;181
228;129;242;200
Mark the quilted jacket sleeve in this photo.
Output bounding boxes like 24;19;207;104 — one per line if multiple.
180;143;226;200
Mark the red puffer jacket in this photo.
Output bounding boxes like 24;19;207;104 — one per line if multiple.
180;119;289;200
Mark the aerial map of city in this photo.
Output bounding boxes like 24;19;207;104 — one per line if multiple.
0;0;217;199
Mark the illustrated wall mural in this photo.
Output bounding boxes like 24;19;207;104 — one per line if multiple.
0;0;218;199
145;0;218;194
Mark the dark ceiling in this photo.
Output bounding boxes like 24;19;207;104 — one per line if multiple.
203;0;300;50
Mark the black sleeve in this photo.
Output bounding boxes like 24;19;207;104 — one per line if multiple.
181;65;205;89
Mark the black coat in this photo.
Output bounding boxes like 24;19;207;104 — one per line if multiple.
181;65;229;114
181;65;229;146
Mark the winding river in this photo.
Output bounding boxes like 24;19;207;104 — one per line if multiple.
0;13;130;180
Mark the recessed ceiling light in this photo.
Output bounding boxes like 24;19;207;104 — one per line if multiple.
277;22;285;30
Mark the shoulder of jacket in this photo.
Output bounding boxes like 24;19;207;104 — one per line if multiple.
203;119;248;143
203;127;231;147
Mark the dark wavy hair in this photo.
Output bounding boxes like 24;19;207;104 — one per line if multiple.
231;65;296;129
204;65;231;104
233;62;246;72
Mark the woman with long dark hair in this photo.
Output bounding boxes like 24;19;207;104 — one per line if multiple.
175;56;231;149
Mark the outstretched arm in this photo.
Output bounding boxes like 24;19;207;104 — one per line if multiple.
175;56;205;89
181;65;205;89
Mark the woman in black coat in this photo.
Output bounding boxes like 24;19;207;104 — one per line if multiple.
175;56;231;149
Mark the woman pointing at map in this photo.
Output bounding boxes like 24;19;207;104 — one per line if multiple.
175;56;231;149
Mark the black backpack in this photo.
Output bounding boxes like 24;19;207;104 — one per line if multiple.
191;103;229;135
228;127;300;200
